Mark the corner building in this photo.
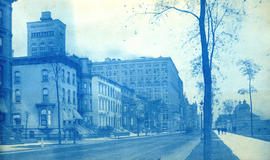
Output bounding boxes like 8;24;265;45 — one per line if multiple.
91;57;184;132
11;11;83;138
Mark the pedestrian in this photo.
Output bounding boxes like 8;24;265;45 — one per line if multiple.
221;128;224;135
218;128;220;135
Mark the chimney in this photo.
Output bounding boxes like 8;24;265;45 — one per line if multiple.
40;11;52;21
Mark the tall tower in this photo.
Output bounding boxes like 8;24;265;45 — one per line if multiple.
0;0;17;126
27;11;66;57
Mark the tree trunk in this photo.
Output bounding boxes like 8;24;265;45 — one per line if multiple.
248;77;253;137
56;77;62;144
199;0;212;159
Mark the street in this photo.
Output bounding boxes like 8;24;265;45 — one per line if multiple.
0;133;200;160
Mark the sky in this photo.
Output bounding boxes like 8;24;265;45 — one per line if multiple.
12;0;270;120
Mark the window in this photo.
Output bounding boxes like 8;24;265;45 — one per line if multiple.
0;65;2;86
15;89;21;103
40;109;47;127
0;37;2;54
14;71;20;84
72;73;75;85
13;114;21;126
42;88;49;102
62;88;65;103
67;72;70;84
67;90;71;104
42;69;49;82
0;10;3;25
72;91;76;105
47;110;51;126
61;69;65;83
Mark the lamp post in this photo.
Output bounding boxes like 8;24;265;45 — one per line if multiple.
200;101;203;139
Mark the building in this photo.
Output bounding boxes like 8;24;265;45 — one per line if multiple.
10;11;86;139
27;11;66;57
12;55;82;138
0;0;17;143
91;57;184;132
78;58;92;127
91;75;122;129
215;100;270;137
121;86;137;133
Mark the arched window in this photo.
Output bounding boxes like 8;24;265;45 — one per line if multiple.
14;71;20;84
15;89;21;103
43;88;49;102
42;69;48;82
41;109;47;127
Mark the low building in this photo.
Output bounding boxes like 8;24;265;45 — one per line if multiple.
12;55;82;138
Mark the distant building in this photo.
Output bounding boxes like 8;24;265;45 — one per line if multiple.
12;56;82;138
215;100;270;136
27;11;66;57
91;75;122;129
91;57;184;132
0;0;17;143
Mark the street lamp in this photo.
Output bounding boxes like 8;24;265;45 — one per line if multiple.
200;101;203;139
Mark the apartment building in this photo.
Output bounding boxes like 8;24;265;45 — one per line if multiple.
91;57;184;132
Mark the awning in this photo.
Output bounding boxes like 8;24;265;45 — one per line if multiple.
62;109;73;121
73;109;83;120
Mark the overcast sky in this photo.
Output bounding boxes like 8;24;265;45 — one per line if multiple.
12;0;270;120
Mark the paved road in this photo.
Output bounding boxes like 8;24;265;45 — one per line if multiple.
0;133;200;160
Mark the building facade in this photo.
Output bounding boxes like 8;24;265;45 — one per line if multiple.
27;11;66;57
91;75;122;129
90;57;184;132
0;0;17;139
12;56;82;138
10;11;84;138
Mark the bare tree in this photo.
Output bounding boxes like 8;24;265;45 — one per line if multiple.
222;99;237;114
51;60;62;144
137;0;261;159
237;59;261;136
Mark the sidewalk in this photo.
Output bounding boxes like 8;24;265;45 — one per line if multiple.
186;132;239;160
215;131;270;160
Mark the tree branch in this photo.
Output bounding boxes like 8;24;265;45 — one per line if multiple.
167;6;199;20
143;6;199;21
209;8;215;71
